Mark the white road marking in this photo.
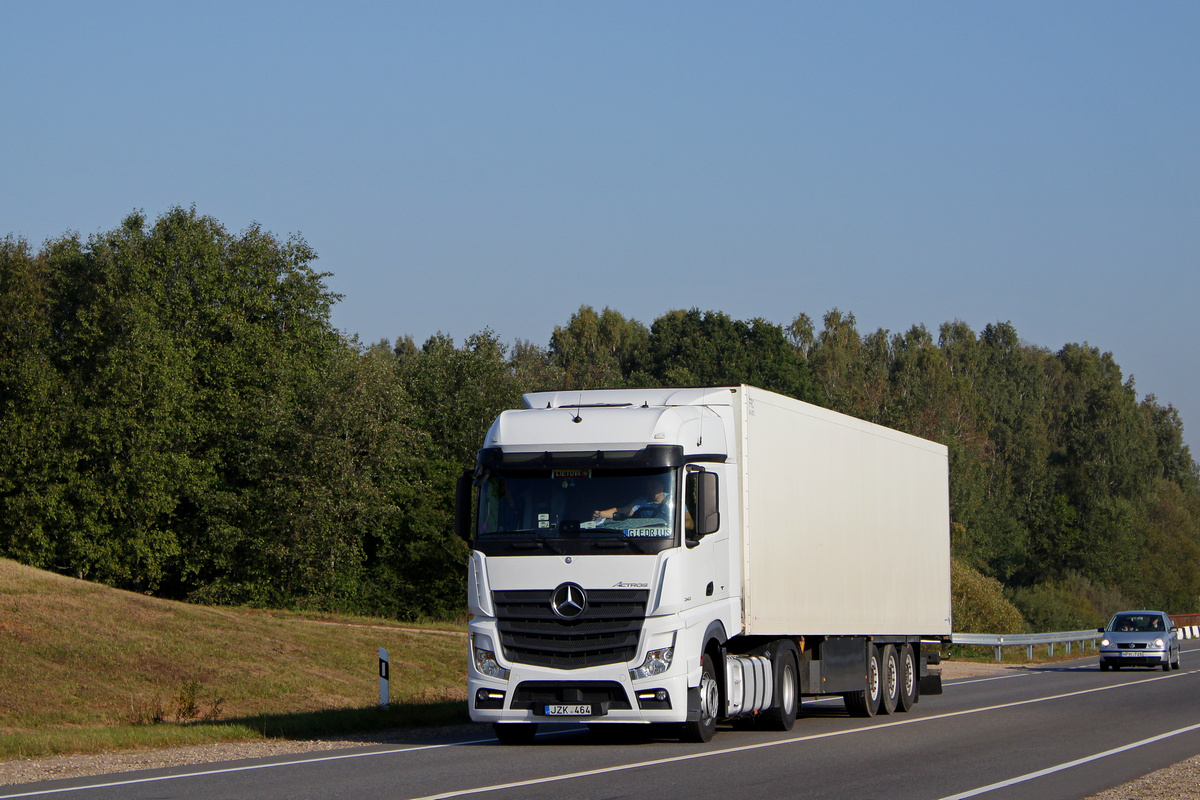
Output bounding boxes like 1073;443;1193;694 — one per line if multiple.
404;670;1199;800
0;739;495;799
934;721;1200;799
947;673;1031;686
5;669;1194;800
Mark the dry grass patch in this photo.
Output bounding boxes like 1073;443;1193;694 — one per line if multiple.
0;559;468;758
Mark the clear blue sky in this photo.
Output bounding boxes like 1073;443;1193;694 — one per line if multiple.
4;2;1198;450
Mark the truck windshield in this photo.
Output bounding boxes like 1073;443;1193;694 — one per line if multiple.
476;467;677;554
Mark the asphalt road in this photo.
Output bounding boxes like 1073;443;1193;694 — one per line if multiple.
7;642;1200;800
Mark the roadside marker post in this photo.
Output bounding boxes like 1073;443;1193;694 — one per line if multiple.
379;647;390;708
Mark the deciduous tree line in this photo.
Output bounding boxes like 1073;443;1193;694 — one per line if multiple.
2;209;1196;625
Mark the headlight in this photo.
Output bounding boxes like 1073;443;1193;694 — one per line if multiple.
1153;638;1165;650
1101;638;1111;647
472;633;509;680
630;642;674;681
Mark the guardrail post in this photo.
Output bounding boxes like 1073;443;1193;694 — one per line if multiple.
1066;641;1071;655
994;645;1002;662
1027;644;1033;660
1048;642;1054;657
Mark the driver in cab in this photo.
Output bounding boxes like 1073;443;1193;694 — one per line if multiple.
593;477;668;522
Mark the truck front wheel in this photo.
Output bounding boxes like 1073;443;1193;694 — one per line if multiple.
682;653;719;743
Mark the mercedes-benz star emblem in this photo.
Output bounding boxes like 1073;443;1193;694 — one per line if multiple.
551;582;587;620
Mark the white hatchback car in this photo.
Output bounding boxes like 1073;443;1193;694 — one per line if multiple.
1098;610;1181;672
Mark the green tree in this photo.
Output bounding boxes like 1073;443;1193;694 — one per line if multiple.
510;339;564;394
645;308;811;398
935;321;1048;581
807;308;863;412
397;330;524;467
0;236;73;571
549;306;649;389
1141;396;1198;493
1035;344;1157;586
1;208;346;601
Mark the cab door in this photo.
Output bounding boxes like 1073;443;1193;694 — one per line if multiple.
684;466;729;606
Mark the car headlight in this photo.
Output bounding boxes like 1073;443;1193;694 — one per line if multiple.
630;637;675;681
472;633;509;680
1100;638;1111;647
1153;638;1165;650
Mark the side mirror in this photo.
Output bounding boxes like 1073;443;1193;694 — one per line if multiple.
454;471;474;542
1097;628;1105;634
691;471;720;539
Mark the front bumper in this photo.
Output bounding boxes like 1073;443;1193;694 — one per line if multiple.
1099;649;1168;667
468;619;692;725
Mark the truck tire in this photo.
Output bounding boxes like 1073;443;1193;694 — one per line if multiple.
493;723;537;745
760;647;799;731
843;645;881;718
896;643;917;712
682;653;718;743
879;645;899;715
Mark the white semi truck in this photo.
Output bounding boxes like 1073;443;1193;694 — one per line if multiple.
455;385;951;743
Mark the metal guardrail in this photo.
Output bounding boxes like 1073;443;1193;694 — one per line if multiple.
952;630;1101;662
953;624;1200;662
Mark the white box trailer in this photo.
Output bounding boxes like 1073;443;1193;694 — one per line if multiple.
735;388;951;636
457;385;951;744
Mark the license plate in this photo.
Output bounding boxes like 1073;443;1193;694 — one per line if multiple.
1121;651;1147;657
545;704;594;716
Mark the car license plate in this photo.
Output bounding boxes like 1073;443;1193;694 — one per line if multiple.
545;704;594;716
1121;651;1146;657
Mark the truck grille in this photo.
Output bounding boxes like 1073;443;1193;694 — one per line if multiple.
493;589;650;670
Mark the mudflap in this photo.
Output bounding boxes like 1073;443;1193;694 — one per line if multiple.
919;670;943;695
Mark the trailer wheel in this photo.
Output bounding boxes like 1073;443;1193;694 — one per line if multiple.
493;723;537;745
682;653;718;743
879;645;899;715
761;647;799;731
843;645;881;718
896;644;917;712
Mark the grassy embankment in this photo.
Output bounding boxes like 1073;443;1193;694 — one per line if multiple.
0;559;469;760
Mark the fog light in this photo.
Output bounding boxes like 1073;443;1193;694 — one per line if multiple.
474;688;505;709
635;688;672;709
